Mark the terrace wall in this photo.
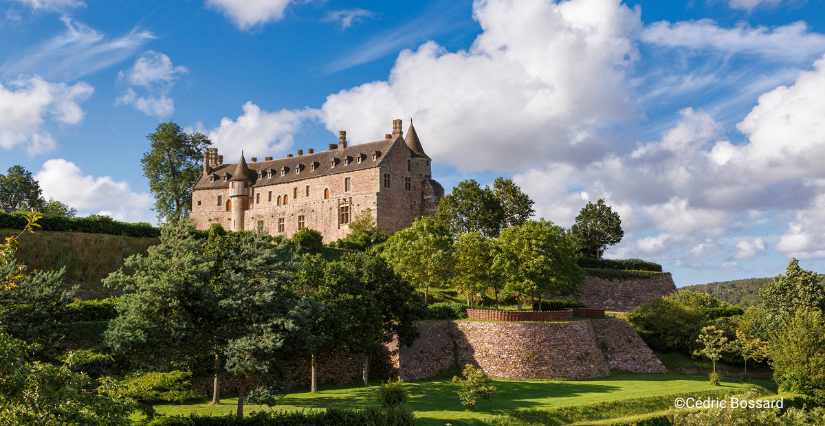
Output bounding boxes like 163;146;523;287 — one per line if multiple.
579;273;677;311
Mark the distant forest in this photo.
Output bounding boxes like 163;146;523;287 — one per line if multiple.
683;276;825;307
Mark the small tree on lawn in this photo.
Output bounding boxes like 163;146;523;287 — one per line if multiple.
382;217;453;304
694;325;730;384
452;364;497;410
734;329;769;379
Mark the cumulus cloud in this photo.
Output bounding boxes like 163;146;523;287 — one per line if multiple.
8;0;84;10
1;17;154;81
775;192;825;259
733;238;766;260
205;0;294;30
115;51;187;118
728;0;785;12
0;75;93;155
204;102;317;161
35;159;154;223
320;0;642;171
323;9;374;30
641;20;825;62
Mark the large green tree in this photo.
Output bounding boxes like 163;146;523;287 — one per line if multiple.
41;198;77;217
382;217;454;304
141;121;211;223
770;308;825;402
759;258;825;327
494;220;584;311
0;165;44;211
493;177;535;228
453;232;501;307
571;199;623;259
436;179;504;238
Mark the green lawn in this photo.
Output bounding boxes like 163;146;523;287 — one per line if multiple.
151;373;776;426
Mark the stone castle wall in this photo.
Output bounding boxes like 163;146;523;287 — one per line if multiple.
579;273;677;312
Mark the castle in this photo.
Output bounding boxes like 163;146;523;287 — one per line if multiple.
190;119;444;242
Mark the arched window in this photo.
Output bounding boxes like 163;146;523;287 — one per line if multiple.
283;195;288;205
277;195;282;206
324;188;329;199
226;200;231;211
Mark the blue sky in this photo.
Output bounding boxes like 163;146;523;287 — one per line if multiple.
2;0;825;287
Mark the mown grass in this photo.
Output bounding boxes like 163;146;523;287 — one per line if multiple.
1;228;159;298
653;351;773;377
150;373;775;426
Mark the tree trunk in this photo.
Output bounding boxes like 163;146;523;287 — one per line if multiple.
212;352;220;404
744;358;747;375
467;293;471;306
538;294;542;311
311;353;318;393
236;374;246;419
425;286;429;304
362;354;370;386
517;296;522;311
494;289;499;310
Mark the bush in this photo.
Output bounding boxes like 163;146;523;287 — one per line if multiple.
532;299;586;311
64;298;119;322
291;228;324;250
0;211;160;238
424;302;468;320
377;378;410;408
583;268;665;281
576;258;663;272
709;372;721;386
143;407;416;425
703;306;745;320
453;364;497;410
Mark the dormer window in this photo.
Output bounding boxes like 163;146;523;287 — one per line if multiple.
372;150;381;160
357;154;363;163
310;161;318;171
295;164;303;174
331;158;339;168
280;167;287;176
344;156;352;166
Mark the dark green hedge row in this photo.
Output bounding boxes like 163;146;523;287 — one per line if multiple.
577;258;663;272
63;320;109;345
584;268;666;281
532;300;587;311
143;407;415;426
703;306;745;320
65;298;119;322
607;415;671;426
424;302;468;320
0;212;159;238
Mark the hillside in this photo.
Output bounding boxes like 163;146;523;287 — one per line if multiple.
682;278;774;307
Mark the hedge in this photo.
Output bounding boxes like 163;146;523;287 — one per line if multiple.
64;298;119;322
0;211;159;238
424;302;468;320
143;407;415;426
584;268;666;281
577;258;663;272
532;300;586;311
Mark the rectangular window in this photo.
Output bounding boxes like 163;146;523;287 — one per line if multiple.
339;205;350;224
383;173;391;188
344;177;351;192
293;187;298;199
256;192;260;204
278;217;285;233
405;177;411;191
298;215;305;230
197;200;201;206
217;195;223;206
305;185;310;197
268;191;272;202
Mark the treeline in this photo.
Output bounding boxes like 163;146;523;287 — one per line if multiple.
0;211;159;238
683;277;825;308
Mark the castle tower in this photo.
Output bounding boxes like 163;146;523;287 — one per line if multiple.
228;152;251;232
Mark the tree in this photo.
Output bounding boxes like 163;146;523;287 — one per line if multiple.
0;165;44;211
334;208;388;250
41;198;77;217
452;364;497;410
436;179;504;238
769;308;825;402
0;212;41;292
494;220;583;311
759;258;825;327
493;177;535;228
733;330;769;377
453;232;500;307
693;325;731;376
570;199;623;259
141;121;212;223
382;217;453;304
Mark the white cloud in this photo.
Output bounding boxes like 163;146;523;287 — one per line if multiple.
320;0;642;171
641;20;825;62
733;238;766;260
0;75;93;155
205;0;294;30
1;17;154;81
35;159;154;223
8;0;84;10
323;9;374;30
115;51;187;118
728;0;785;12
205;101;316;161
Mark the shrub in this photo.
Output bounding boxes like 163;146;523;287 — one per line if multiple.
143;407;416;425
709;372;721;386
583;268;665;281
291;228;323;250
425;302;468;320
770;308;825;402
453;364;497;410
576;258;663;272
377;378;410;408
64;298;119;322
0;211;160;238
532;299;586;311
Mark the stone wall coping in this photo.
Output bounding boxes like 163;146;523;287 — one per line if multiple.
465;308;605;322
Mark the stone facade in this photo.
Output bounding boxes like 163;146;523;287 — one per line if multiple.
190;119;444;242
579;273;677;311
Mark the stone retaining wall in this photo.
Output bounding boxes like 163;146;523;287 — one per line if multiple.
580;273;677;311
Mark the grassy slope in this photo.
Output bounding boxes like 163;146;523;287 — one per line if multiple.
1;228;159;299
151;373;775;426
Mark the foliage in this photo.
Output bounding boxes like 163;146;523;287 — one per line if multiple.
532;299;587;311
732;329;769;376
682;277;775;308
142;121;212;223
142;407;416;426
382;216;454;304
492;177;535;228
0;211;160;238
0;332;137;425
494;220;583;309
452;364;497;410
570;199;623;259
770;308;825;402
707;372;721;386
0;212;41;292
64;321;109;347
65;298;120;322
116;370;199;418
693;326;730;375
453;232;499;306
436;179;505;238
0;165;44;211
330;208;388;251
290;227;323;250
424;302;468;320
582;268;666;281
377;378;410;408
576;258;663;272
628;297;703;353
667;389;825;426
759;258;825;327
42;198;77;217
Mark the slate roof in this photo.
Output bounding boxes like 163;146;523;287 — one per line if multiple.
228;152;253;182
404;121;430;159
194;137;400;190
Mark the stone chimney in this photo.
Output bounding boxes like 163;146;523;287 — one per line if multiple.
385;134;392;139
264;157;273;161
250;157;257;162
339;131;347;149
297;149;303;156
391;119;403;139
329;143;337;150
203;148;220;175
308;148;314;154
287;154;293;158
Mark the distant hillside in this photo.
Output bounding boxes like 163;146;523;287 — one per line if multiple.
684;276;825;307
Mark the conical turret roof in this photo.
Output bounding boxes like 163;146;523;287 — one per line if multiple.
229;152;252;181
405;120;429;159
